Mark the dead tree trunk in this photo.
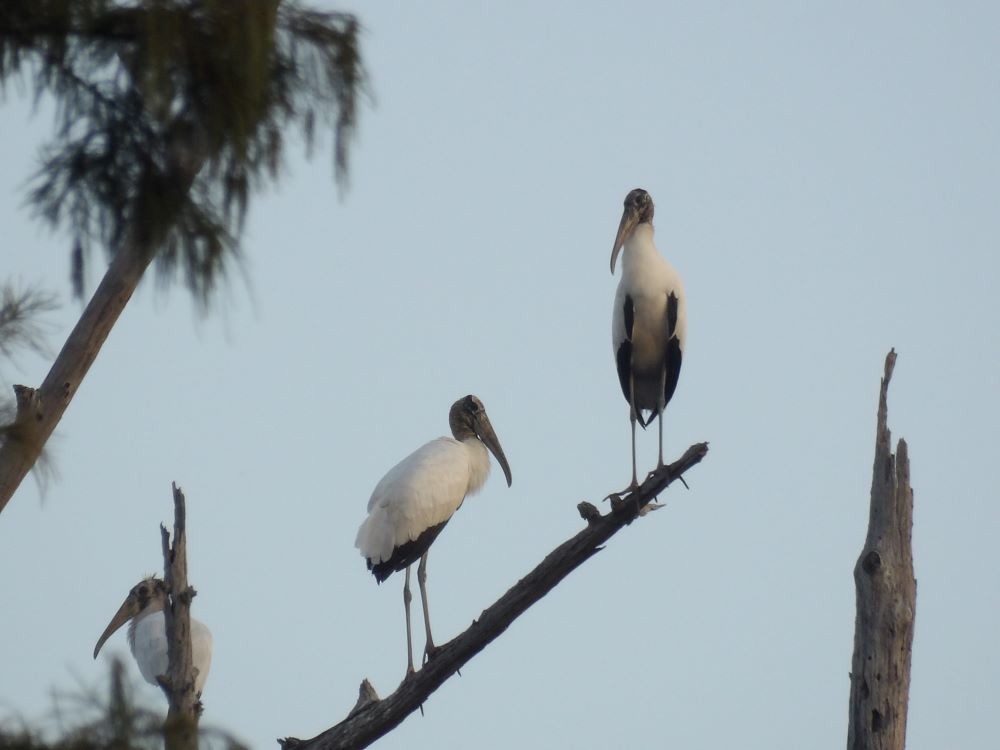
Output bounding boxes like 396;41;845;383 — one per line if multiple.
160;482;201;750
847;349;916;750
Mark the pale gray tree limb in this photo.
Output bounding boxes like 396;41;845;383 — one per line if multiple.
0;124;206;515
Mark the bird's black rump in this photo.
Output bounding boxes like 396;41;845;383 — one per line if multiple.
368;520;450;583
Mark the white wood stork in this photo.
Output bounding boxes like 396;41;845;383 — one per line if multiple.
355;395;512;674
611;188;687;489
93;577;213;695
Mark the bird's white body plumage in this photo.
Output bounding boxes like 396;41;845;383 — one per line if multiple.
129;610;214;694
612;223;687;409
356;436;491;565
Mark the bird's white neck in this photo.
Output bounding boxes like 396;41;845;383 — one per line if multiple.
127;605;163;651
463;437;491;496
621;223;657;269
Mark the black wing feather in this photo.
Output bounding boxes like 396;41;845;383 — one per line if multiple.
662;290;682;406
641;291;683;427
368;519;450;583
666;291;679;338
615;295;635;402
662;337;682;407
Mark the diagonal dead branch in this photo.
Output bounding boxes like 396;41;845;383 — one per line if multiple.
280;441;708;750
0;117;207;515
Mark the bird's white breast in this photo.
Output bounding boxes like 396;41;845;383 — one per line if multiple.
130;610;214;694
355;437;490;564
612;224;687;375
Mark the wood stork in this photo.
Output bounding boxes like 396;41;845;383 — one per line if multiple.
355;395;512;674
93;577;213;695
611;188;687;489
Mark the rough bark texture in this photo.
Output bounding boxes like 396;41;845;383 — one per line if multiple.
0;245;152;512
847;350;916;750
160;482;200;750
280;442;708;750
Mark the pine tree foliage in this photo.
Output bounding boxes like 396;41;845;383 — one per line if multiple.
0;659;246;750
0;285;58;369
0;0;364;304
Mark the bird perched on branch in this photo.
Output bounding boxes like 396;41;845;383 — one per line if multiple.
610;188;687;489
355;395;512;674
93;576;213;695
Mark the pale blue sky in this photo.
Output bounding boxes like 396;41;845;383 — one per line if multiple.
2;2;998;748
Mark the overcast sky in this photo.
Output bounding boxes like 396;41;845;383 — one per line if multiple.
2;2;998;749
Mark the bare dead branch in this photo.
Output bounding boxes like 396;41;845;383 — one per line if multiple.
846;349;916;750
280;442;709;750
348;681;380;719
160;482;200;750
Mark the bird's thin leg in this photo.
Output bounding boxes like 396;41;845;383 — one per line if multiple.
630;410;639;488
628;371;640;490
417;552;437;663
644;368;668;484
657;364;667;469
605;374;640;501
403;566;415;675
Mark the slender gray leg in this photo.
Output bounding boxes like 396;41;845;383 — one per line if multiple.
657;365;667;469
628;372;639;489
630;410;639;488
656;411;664;468
605;372;641;500
403;566;414;674
417;552;437;662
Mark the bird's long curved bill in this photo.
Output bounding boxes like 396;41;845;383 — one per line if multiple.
477;417;512;487
93;596;139;659
611;206;641;274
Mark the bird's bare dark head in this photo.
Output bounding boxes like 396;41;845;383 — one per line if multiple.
450;395;484;435
611;188;655;273
94;577;166;659
448;395;512;487
130;577;166;608
624;188;654;223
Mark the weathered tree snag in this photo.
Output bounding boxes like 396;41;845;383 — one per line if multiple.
847;350;916;750
280;442;708;750
160;482;201;750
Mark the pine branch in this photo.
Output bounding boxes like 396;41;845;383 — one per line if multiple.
0;2;364;514
2;2;365;305
280;443;709;750
0;284;58;365
0;112;206;515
